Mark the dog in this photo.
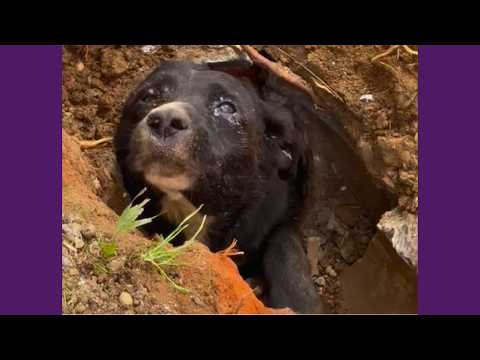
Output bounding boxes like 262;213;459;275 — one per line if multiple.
115;59;327;313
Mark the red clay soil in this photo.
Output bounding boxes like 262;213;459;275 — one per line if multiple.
62;130;292;314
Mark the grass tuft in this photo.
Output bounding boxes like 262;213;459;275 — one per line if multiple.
114;187;159;240
141;205;207;293
110;187;207;293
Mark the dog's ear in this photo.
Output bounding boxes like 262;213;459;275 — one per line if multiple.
262;100;308;181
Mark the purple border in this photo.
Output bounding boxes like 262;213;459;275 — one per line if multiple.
0;44;478;315
419;45;480;314
0;45;62;314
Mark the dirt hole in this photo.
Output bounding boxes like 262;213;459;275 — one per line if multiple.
63;45;417;314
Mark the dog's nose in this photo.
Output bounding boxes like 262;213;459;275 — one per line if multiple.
147;109;190;138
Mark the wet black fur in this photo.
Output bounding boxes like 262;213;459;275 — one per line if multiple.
114;59;326;313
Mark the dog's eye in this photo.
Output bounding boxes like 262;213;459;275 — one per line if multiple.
215;101;236;114
141;89;157;102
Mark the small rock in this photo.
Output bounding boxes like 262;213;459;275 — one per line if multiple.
108;256;127;272
92;178;102;192
360;94;374;103
81;224;97;241
62;255;73;268
163;305;173;313
382;175;396;190
119;292;133;307
74;237;85;249
191;296;205;306
315;276;326;287
325;266;337;278
75;62;85;72
62;223;72;235
75;304;86;313
377;208;418;270
70;221;82;232
141;45;160;54
88;242;101;257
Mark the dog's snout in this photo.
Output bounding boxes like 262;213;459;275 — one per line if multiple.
147;106;191;138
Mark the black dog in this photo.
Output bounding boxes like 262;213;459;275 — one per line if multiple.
115;59;326;314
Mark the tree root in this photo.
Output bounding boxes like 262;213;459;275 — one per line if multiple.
76;137;113;150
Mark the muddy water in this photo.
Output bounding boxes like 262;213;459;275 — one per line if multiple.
339;232;417;314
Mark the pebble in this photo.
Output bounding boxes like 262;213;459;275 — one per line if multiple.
89;242;101;257
81;224;97;241
62;223;72;235
141;45;160;54
92;178;102;192
108;256;127;272
191;297;205;306
325;266;337;278
360;94;374;103
315;276;327;287
74;238;85;249
70;222;83;234
62;255;73;268
76;304;86;313
76;62;85;72
119;292;133;306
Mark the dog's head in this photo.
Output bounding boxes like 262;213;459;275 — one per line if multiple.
115;60;309;214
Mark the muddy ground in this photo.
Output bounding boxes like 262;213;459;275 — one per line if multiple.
62;45;418;314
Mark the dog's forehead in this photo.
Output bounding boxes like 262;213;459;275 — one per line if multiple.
148;62;247;91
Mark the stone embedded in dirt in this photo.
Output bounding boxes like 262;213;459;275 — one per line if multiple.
88;242;101;257
62;255;73;268
377;208;418;270
325;266;337;278
76;62;85;72
62;222;85;249
75;303;87;313
74;238;85;249
315;276;326;287
191;296;206;307
108;256;127;273
119;292;133;307
359;94;374;103
92;178;102;193
81;224;97;241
